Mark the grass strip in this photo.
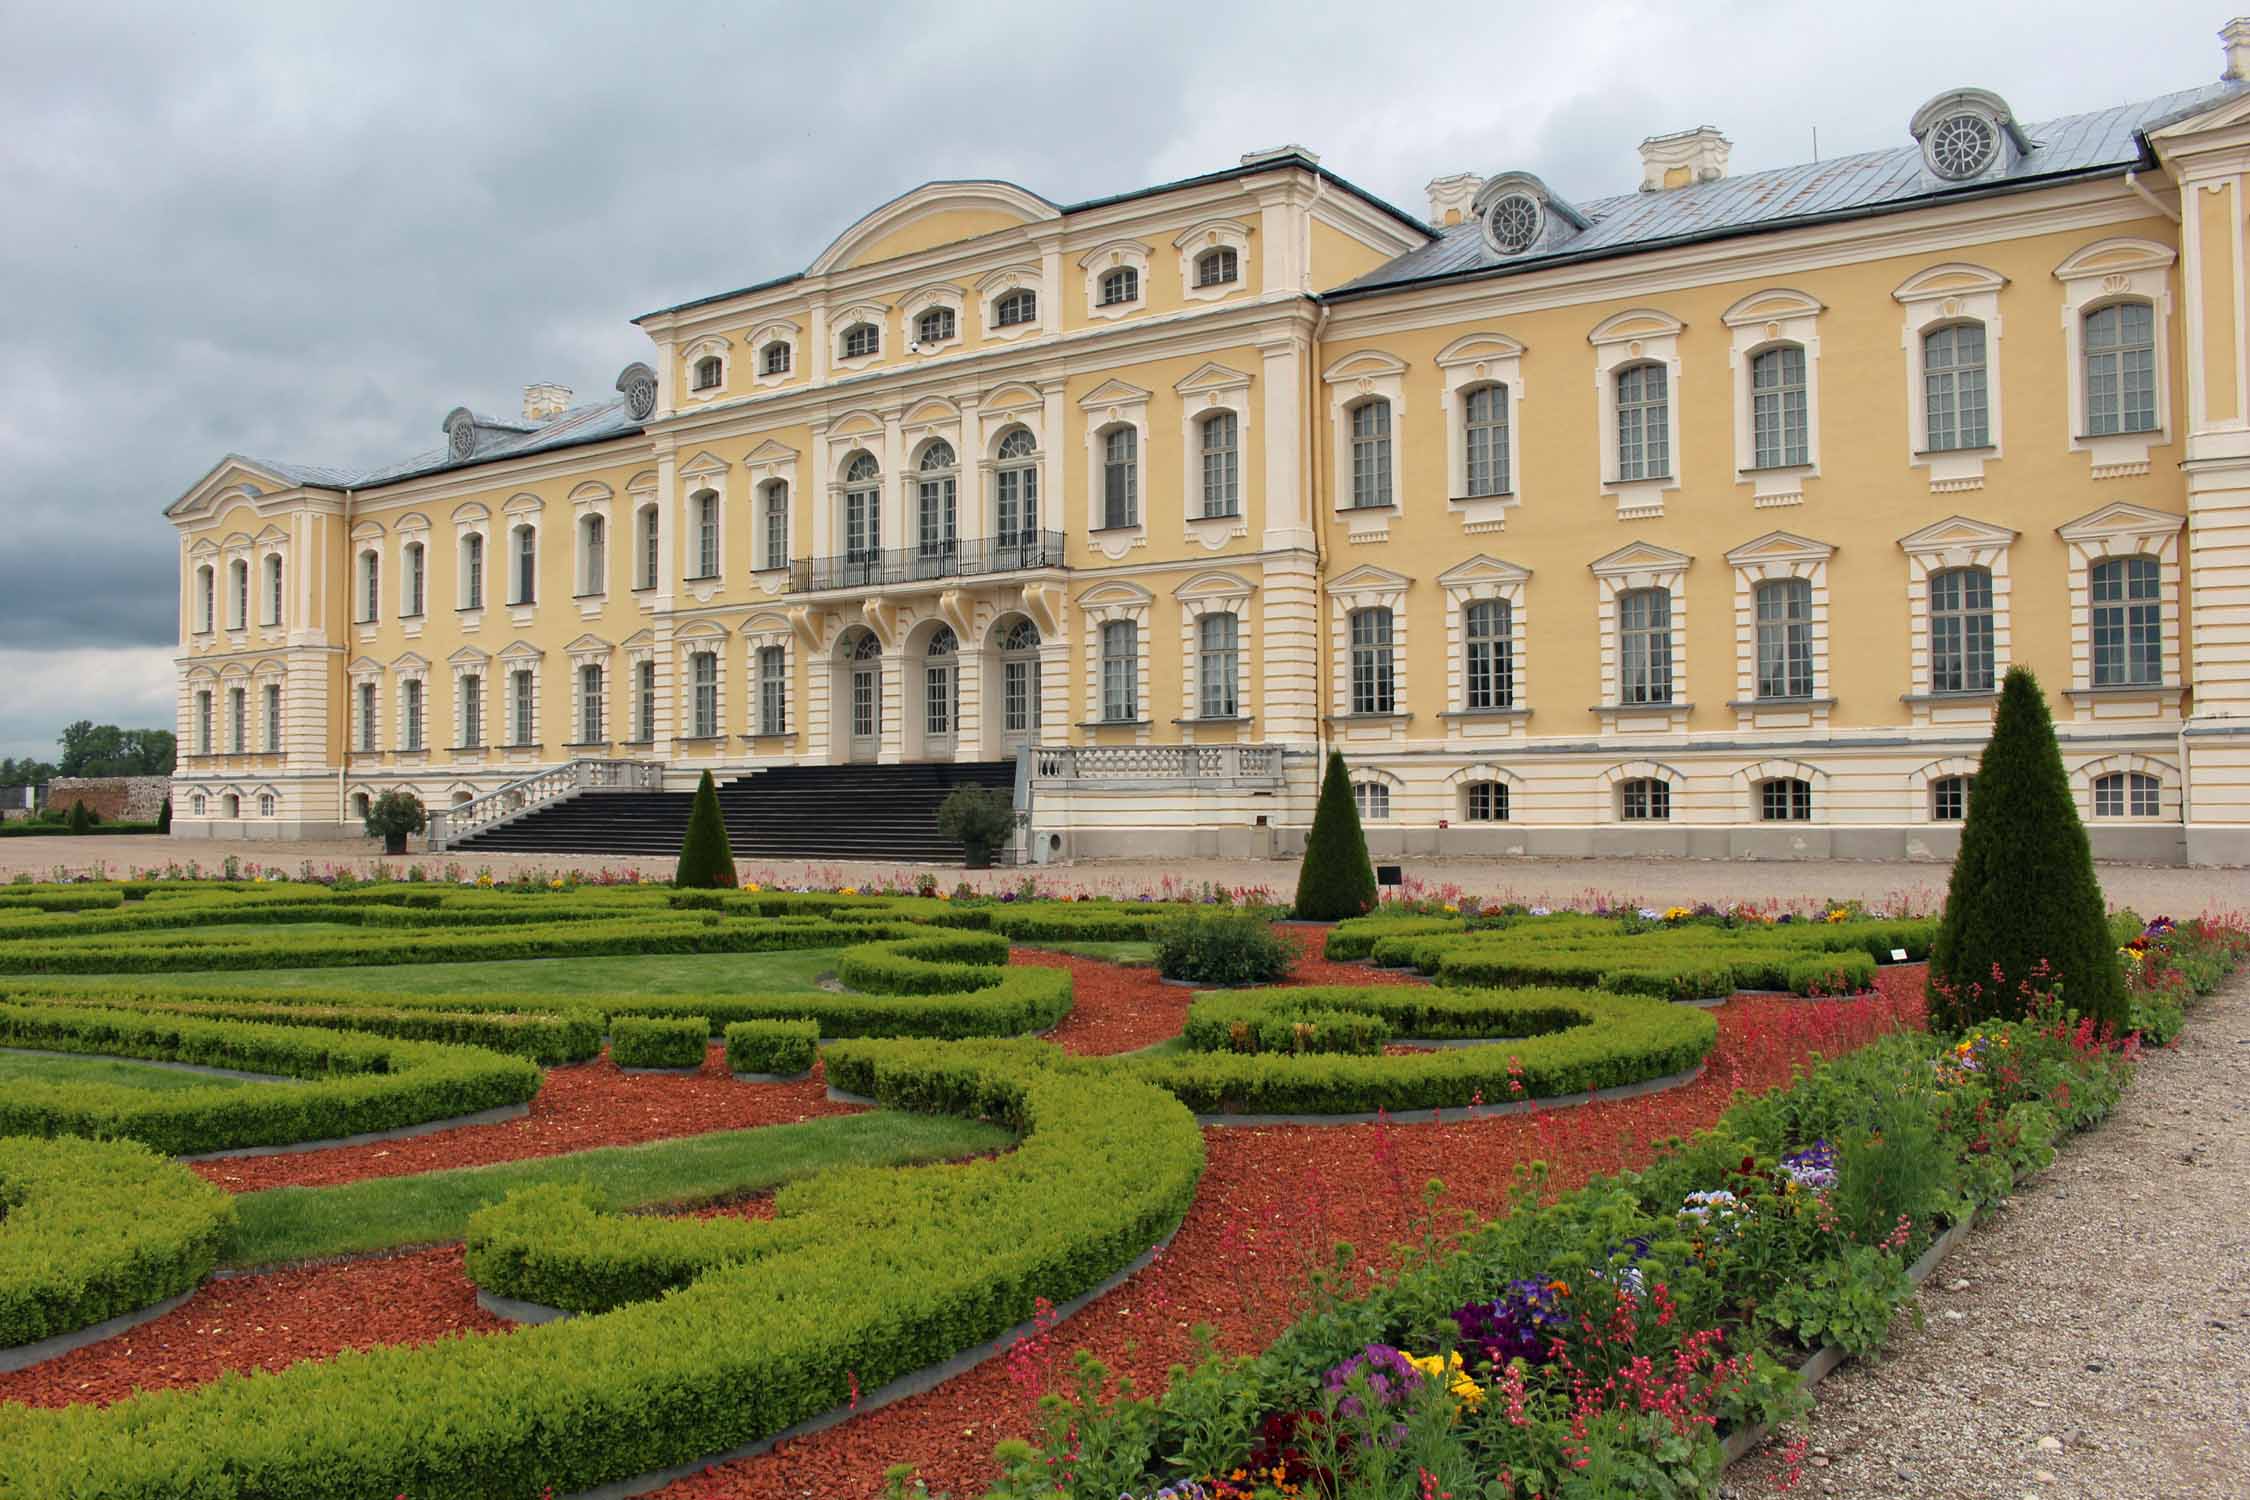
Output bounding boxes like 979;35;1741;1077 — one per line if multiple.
0;1049;261;1093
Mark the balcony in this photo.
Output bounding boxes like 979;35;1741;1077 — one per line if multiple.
788;531;1065;593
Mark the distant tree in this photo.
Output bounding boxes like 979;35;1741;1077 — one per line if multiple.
1293;750;1378;921
674;771;738;888
0;756;59;787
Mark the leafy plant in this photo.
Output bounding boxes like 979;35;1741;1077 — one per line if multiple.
673;771;737;889
66;800;91;835
1154;909;1293;986
936;785;1016;867
1293;751;1376;921
363;790;426;843
157;795;172;834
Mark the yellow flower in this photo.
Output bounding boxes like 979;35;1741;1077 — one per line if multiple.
548;878;565;890
1405;1350;1485;1409
1441;903;1459;916
744;881;761;893
838;886;858;896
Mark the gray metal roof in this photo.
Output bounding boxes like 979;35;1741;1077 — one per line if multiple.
235;399;643;494
1330;80;2245;298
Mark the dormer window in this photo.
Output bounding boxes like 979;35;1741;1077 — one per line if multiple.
915;307;956;346
1927;113;1998;179
1194;249;1238;288
692;356;722;391
1471;173;1589;261
994;290;1037;327
1099;267;1140;306
1910;88;2030;182
842;322;880;359
1486;194;1541;256
761;342;791;376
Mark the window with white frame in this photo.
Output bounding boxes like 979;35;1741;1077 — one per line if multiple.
762;342;791;376
762;482;789;570
579;516;605;594
1099;266;1139;306
1198;612;1239;718
1349;607;1396;715
1619;777;1670;821
1463;780;1508;822
356;681;377;752
690;650;718;737
758;645;786;735
2092;771;2159;818
691;492;720;578
511;526;536;605
635;507;658;589
225;686;244;753
460;674;483;747
1100;427;1138;529
510;669;536;744
1929;567;1995;694
228;559;249;629
1464;386;1509;497
1353;780;1389;821
1758;777;1811;821
402;542;425;616
634;659;657;741
1195;248;1238;288
1100;620;1138;721
1924;323;1990;450
1749;346;1808;468
995;428;1038;542
578;664;604;742
2089;556;2160;686
263;682;281;752
692;355;722;391
917;443;958;557
1931;774;1972;821
259;792;275;818
1753;578;1813;700
1349;400;1393;508
2082;302;2157;435
401;679;424;751
1615;364;1669;481
841;322;880;360
845;453;881;559
193;792;207;816
1617;588;1674;705
993;289;1037;327
1464;599;1513;709
194;689;213;753
914;307;955;346
264;553;284;626
358;549;380;623
196;565;215;632
1199;411;1239;518
460;532;485;609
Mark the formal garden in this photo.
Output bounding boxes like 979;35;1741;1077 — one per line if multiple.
0;670;2244;1500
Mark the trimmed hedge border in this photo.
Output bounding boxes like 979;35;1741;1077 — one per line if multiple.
0;1134;235;1355
725;1019;818;1078
0;1005;543;1155
609;1016;708;1070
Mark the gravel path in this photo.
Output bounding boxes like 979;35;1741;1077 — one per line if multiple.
1731;969;2250;1500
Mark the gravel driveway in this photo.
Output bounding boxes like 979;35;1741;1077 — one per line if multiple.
1729;969;2250;1500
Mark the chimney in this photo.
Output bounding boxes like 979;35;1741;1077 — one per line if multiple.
522;383;572;423
1425;173;1485;227
1638;126;1732;192
2225;17;2250;80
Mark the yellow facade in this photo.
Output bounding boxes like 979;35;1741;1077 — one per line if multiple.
166;46;2250;864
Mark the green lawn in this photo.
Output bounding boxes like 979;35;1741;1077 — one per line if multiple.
1033;940;1159;965
225;1110;1013;1267
88;921;366;947
0;1048;261;1092
87;947;848;998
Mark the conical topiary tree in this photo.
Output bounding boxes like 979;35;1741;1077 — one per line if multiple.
1928;666;2125;1034
673;770;738;889
1294;750;1377;920
157;795;172;834
66;800;90;836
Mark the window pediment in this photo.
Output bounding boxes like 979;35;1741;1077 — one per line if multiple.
2052;237;2176;282
447;645;490;665
1076;579;1155;609
1321;349;1409;383
1590;541;1692;579
1892;262;2009;303
1174;362;1253;396
1898;514;2018;555
502;492;545;516
2056;502;2185;545
678;451;731;481
1078;378;1153;411
1725;531;1835;567
1434;332;1527;367
1173;571;1254;603
1436;554;1531;588
498;640;543;662
1587;308;1685;346
1720;288;1824;327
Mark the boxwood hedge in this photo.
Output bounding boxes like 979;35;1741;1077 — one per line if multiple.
608;1015;709;1069
725;1018;818;1076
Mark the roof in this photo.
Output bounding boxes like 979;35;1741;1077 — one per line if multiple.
1329;80;2246;299
227;399;643;496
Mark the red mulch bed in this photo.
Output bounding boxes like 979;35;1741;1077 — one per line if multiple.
188;1045;860;1192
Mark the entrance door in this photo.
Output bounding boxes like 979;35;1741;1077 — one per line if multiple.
923;626;957;758
849;632;882;762
998;618;1041;750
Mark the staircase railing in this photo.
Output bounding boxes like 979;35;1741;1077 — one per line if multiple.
1029;744;1288;784
425;759;665;851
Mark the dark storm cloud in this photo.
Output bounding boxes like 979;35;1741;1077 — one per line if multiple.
0;0;2223;756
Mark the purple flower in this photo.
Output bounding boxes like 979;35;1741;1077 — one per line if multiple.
1322;1343;1423;1417
1452;1278;1568;1369
1779;1140;1838;1192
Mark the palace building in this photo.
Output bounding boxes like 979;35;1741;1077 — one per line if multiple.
168;22;2250;865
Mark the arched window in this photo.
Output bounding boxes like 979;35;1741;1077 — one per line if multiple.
403;541;426;616
356;681;378;752
923;626;957;744
1930;774;1972;821
1465;599;1513;710
2091;556;2160;687
1353;781;1389;821
1199;410;1240;518
1463;780;1509;822
1099;266;1140;306
1929;567;1994;694
690;651;718;738
842;322;881;359
1754;577;1813;700
634;659;657;741
222;793;240;819
917;442;957;558
692;491;720;578
196;565;216;633
635;506;658;590
578;663;604;743
1198;612;1239;718
460;532;486;609
1100;619;1138;721
1749;345;1808;468
994;289;1037;327
401;678;424;751
1923;323;1988;450
1464;385;1509;497
227;559;249;629
692;355;722;391
758;645;787;736
761;341;791;376
579;516;605;595
844;452;881;561
762;481;789;571
1619;777;1670;822
510;668;536;744
1758;776;1812;821
1349;606;1395;715
2093;770;2160;818
914;307;955;345
358;550;380;623
2083;302;2156;435
1615;362;1669;481
1101;427;1138;529
263;682;281;752
459;673;483;748
194;689;213;754
263;554;284;626
511;526;536;605
1617;588;1673;705
350;791;369;820
995;427;1038;544
1195;247;1239;287
1348;399;1393;509
999;616;1042;743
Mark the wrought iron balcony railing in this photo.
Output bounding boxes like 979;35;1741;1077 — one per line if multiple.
788;531;1065;592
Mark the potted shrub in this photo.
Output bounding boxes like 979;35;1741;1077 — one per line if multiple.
364;789;427;856
936;784;1016;869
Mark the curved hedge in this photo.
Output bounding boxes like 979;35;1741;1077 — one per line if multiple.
0;1040;1205;1500
0;1135;236;1350
0;1005;542;1155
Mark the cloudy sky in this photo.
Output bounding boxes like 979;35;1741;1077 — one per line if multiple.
0;0;2230;760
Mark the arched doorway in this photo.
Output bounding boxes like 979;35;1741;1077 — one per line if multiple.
922;626;957;758
844;629;883;763
992;615;1041;754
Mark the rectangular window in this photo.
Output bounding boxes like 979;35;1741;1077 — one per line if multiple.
582;518;605;594
2084;302;2157;435
1616;364;1669;481
1924;323;1989;451
1349;608;1395;715
1200;411;1240;517
196;691;213;755
228;687;246;754
357;682;377;753
1759;778;1811;821
759;646;787;735
579;664;604;743
1749;345;1809;468
1464;600;1513;710
1464;386;1509;497
996;460;1037;543
231;563;249;629
1353;781;1389;821
402;679;423;752
1465;782;1507;821
263;683;281;752
2091;557;2161;687
691;652;718;738
1621;779;1670;821
1198;613;1239;718
1931;775;1971;821
359;552;380;623
1754;579;1814;700
1617;589;1673;706
514;529;536;605
918;475;957;557
635;659;657;741
1349;401;1392;508
763;487;788;570
266;556;284;625
405;544;426;616
846;485;880;560
461;675;483;747
511;670;535;745
1100;620;1137;721
638;510;658;589
695;495;720;578
462;534;485;610
1102;428;1138;529
1929;568;1996;694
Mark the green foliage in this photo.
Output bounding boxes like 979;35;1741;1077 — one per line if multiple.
1153;909;1294;986
1929;666;2127;1033
0;1135;234;1348
362;790;426;842
157;796;171;834
56;721;175;778
66;801;90;835
935;785;1017;863
1293;751;1375;921
31;992;600;1064
673;770;737;889
1787;950;1876;995
725;1018;819;1076
608;1015;709;1068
